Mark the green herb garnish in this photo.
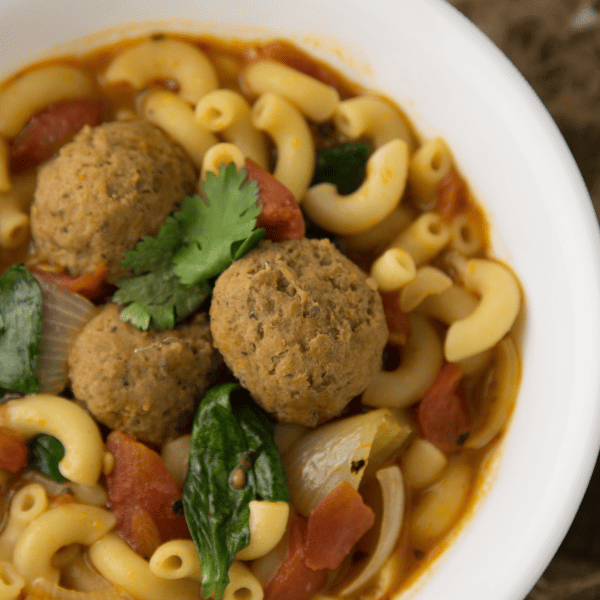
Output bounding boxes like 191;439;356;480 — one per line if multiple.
28;434;68;483
0;264;43;399
182;383;290;600
113;163;264;331
311;141;372;195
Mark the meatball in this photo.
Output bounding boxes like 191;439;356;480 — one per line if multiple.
210;238;388;426
30;119;197;283
68;303;220;444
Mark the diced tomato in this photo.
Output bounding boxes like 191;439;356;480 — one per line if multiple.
304;481;375;570
379;290;411;343
435;171;468;223
105;431;190;558
29;262;110;301
245;159;306;242
264;516;328;600
417;363;472;453
11;99;104;171
0;427;27;473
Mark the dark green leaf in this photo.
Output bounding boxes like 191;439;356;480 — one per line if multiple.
28;434;68;483
0;264;43;398
312;141;372;195
183;383;289;600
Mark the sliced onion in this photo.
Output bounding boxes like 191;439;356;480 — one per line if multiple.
32;274;98;394
283;408;412;517
25;577;134;600
340;465;405;596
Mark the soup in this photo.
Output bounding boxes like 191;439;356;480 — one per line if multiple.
0;32;521;600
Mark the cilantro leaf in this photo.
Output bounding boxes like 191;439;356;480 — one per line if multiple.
173;163;262;286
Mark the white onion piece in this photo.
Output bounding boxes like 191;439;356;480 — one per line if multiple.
32;274;98;394
283;409;412;517
340;465;405;596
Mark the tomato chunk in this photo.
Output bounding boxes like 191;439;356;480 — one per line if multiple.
29;262;110;300
379;290;411;343
245;159;306;242
304;481;375;570
435;171;468;223
264;516;328;600
11;99;103;171
106;431;190;558
0;427;27;473
417;363;472;453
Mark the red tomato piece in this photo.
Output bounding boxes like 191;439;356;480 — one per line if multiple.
435;171;468;223
11;99;104;171
29;262;110;300
245;159;306;242
417;363;472;453
304;481;375;571
379;290;411;343
105;431;190;558
264;516;328;600
0;427;27;473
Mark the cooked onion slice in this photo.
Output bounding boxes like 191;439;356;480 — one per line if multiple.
340;465;405;596
283;409;412;517
32;274;98;394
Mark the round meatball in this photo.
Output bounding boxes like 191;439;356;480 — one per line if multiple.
68;303;220;444
30;119;197;283
210;238;388;426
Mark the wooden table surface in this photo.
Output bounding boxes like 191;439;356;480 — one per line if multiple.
447;1;600;598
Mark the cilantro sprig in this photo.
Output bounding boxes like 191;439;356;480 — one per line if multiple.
113;163;264;331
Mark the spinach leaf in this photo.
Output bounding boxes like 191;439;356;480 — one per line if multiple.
28;434;68;483
182;383;289;600
311;141;372;195
0;264;43;399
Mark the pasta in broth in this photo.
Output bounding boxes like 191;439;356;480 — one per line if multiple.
0;32;521;600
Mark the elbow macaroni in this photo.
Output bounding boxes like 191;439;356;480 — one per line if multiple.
408;137;453;206
370;247;417;292
0;171;37;249
302;139;409;235
0;395;104;486
103;38;218;104
243;60;340;123
251;92;315;202
195;89;269;168
200;142;246;184
0;561;24;600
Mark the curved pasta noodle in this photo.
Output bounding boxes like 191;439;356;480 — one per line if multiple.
200;143;246;184
0;136;10;193
251;92;314;202
222;561;264;600
410;457;472;548
0;561;24;600
0;484;48;561
243;60;340;123
138;89;217;168
333;96;413;150
465;335;520;449
0;171;37;249
0;65;94;138
0;395;104;486
407;137;453;206
448;213;483;256
89;534;201;600
370;248;416;292
302;139;409;235
445;258;521;362
103;38;218;104
236;500;290;561
388;212;450;266
362;314;443;409
400;266;453;313
416;283;478;325
401;438;448;489
195;89;269;168
12;504;116;584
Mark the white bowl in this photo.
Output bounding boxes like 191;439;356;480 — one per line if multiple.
2;1;600;599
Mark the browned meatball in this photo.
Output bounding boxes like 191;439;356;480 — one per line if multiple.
30;119;196;283
68;303;220;444
210;238;388;426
